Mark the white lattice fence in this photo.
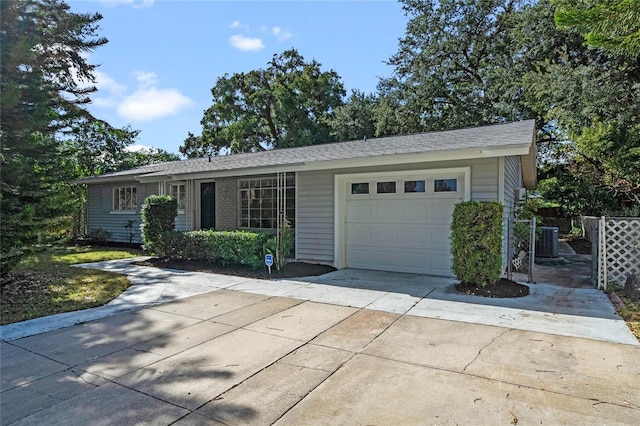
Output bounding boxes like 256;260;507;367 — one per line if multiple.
604;218;640;288
587;216;640;289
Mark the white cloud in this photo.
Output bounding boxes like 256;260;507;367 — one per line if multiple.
118;87;192;121
133;71;159;88
92;70;128;107
100;0;155;8
272;26;293;42
229;34;265;52
125;144;155;152
229;20;241;28
90;69;192;121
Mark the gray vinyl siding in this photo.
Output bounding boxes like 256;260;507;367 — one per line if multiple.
470;158;500;201
296;158;500;265
297;171;335;263
86;182;158;243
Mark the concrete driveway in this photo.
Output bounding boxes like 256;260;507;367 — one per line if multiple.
1;263;639;425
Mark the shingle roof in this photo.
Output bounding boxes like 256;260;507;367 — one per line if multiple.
78;120;535;183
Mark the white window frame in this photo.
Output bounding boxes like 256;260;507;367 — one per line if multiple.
111;186;137;213
169;183;187;213
238;173;295;230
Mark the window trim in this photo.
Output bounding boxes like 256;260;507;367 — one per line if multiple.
111;186;137;212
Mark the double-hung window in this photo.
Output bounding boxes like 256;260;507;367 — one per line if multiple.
112;187;137;211
169;183;186;211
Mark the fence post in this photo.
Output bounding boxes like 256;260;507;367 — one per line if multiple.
507;216;513;281
599;216;607;290
528;216;536;283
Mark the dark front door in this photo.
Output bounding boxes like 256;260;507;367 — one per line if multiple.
201;182;216;230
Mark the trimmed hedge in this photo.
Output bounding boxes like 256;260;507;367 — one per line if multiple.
165;230;270;269
141;195;177;257
450;201;503;287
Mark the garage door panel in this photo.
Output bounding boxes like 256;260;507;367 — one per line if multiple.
398;227;429;249
372;203;399;221
372;226;400;247
398;200;431;223
346;224;372;245
430;226;452;250
346;202;372;222
400;249;431;270
431;201;457;223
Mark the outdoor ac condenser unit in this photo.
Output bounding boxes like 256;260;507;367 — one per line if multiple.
535;226;559;258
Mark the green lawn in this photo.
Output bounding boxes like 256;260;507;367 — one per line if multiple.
1;246;142;325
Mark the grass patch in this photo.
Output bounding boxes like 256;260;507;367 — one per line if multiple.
607;283;640;342
1;246;142;325
616;296;640;341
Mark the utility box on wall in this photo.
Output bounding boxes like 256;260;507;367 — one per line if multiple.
535;226;559;258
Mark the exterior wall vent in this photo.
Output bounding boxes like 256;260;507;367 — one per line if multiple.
535;226;559;258
514;187;527;203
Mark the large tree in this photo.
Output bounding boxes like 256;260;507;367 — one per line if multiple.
378;0;534;134
377;0;638;213
181;49;345;157
1;0;108;263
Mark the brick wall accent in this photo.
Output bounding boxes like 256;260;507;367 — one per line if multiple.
215;177;238;230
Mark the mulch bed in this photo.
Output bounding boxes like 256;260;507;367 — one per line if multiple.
134;258;336;279
454;278;530;298
564;237;592;254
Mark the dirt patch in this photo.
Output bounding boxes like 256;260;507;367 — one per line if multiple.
0;271;53;305
564;237;591;254
135;258;336;279
454;278;530;298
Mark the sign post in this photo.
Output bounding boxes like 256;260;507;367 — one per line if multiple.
265;254;273;275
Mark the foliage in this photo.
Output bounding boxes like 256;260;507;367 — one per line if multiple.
554;0;640;59
378;0;536;134
263;221;294;271
164;230;271;269
450;201;504;287
116;147;181;171
141;196;177;257
180;48;345;157
1;246;140;325
328;90;380;142
379;0;639;214
0;0;109;270
69;120;141;177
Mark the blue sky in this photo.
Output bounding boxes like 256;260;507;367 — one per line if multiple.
68;0;409;155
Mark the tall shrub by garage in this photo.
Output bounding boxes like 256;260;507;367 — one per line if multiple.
450;201;503;287
141;195;177;257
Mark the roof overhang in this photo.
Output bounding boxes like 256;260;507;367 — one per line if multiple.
151;144;533;182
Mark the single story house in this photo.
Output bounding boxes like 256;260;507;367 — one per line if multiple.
78;120;537;277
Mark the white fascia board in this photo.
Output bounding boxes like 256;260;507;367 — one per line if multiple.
136;175;170;183
163;163;307;181
76;175;148;185
304;145;532;172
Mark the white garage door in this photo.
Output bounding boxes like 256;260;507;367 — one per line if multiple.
345;174;464;276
